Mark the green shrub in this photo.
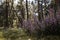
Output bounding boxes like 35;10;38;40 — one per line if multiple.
3;28;27;40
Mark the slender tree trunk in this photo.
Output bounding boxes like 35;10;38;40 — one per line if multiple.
21;0;25;19
53;0;57;18
38;0;43;21
20;0;24;27
38;0;40;21
26;0;28;19
5;0;9;28
11;0;14;28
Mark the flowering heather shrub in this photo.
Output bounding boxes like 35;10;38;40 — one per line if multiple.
23;19;40;33
45;17;57;26
44;17;58;35
22;16;46;37
56;13;60;24
44;8;60;35
22;14;60;36
19;7;60;36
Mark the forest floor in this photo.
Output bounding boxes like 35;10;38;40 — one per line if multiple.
0;31;5;40
0;28;60;40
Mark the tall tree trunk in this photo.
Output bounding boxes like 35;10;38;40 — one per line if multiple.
53;0;57;18
5;0;9;28
21;0;25;19
11;0;14;28
26;0;29;20
38;0;43;21
19;0;24;27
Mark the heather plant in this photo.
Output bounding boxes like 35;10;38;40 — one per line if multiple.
22;8;60;37
15;3;60;40
44;8;60;35
22;15;46;39
44;17;57;35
